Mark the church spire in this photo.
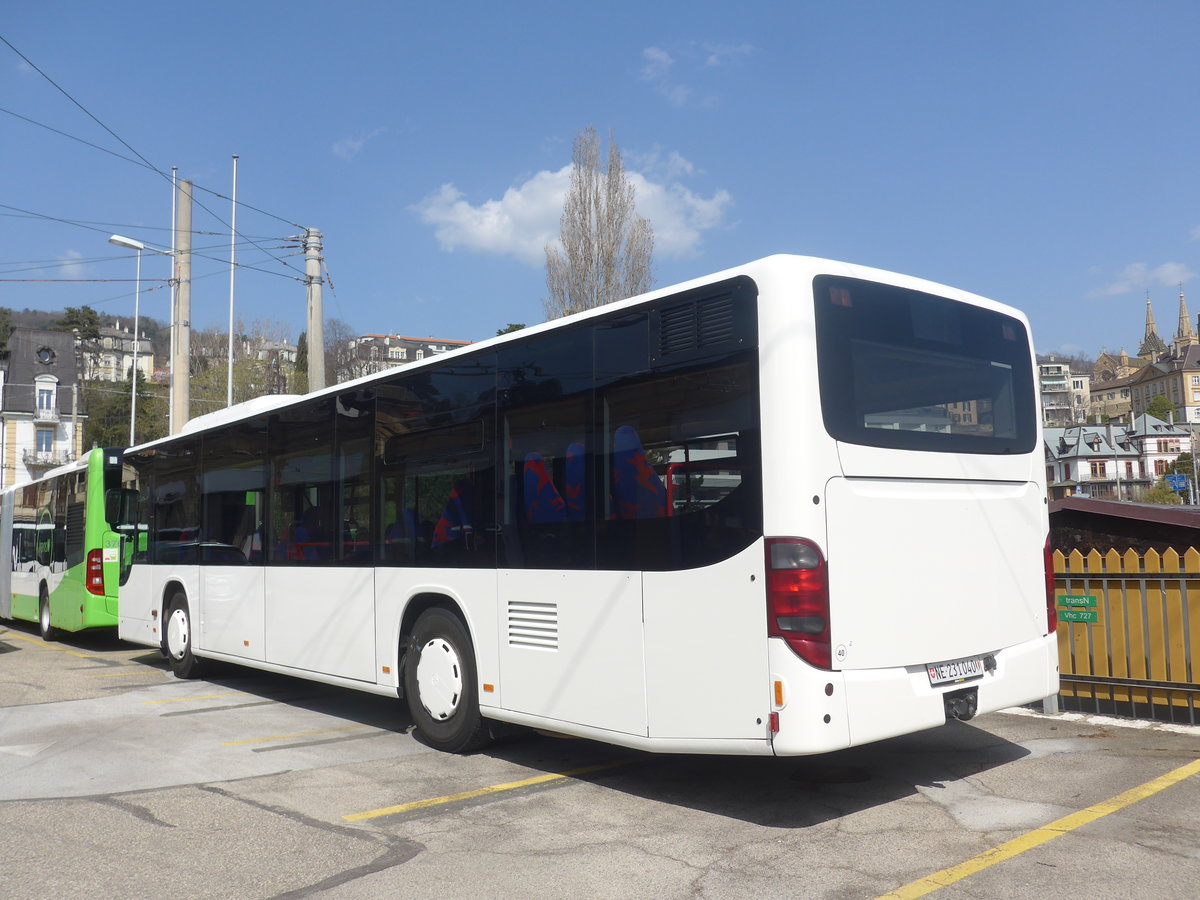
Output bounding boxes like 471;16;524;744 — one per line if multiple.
1177;283;1195;343
1139;293;1168;360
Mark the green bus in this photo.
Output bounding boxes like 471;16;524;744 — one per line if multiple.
1;447;135;639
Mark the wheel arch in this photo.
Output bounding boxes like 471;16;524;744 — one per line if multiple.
396;591;471;698
159;579;190;652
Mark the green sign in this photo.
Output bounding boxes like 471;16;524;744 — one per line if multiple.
1058;595;1097;608
1060;609;1099;623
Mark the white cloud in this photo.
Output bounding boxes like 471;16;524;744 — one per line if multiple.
1089;262;1197;297
628;146;698;180
332;128;385;160
413;155;733;266
60;250;84;279
627;174;733;259
413;168;570;266
1191;225;1200;241
641;46;674;80
639;42;756;107
640;46;690;106
703;42;756;67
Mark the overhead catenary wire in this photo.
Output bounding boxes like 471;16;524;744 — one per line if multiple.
0;35;310;278
0;245;297;276
0;202;304;281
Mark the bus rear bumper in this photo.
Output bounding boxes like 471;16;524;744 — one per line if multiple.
768;633;1058;756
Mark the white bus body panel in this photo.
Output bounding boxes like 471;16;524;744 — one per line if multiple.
264;568;375;682
117;565;160;646
497;568;646;736
823;476;1047;671
200;566;265;661
643;542;768;740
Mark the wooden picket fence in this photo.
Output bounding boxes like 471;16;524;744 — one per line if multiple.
1052;547;1200;724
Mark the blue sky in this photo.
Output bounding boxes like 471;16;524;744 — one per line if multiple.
3;2;1199;360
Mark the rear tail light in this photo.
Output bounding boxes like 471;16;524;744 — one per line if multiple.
86;549;105;596
1044;537;1058;634
766;537;831;669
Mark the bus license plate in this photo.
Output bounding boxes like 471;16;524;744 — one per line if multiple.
927;656;985;686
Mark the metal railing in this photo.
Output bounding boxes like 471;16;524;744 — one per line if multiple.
1052;547;1199;725
21;449;70;468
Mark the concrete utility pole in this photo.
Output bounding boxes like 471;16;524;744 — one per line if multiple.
172;180;193;433
304;227;325;392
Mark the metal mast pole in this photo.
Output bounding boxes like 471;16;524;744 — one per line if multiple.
227;155;238;407
172;180;193;433
130;246;141;444
304;227;325;392
169;166;177;435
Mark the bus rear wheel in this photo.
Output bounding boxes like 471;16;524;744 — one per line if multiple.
38;586;59;641
165;592;203;679
404;608;490;753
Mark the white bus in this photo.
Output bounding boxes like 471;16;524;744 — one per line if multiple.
116;255;1058;754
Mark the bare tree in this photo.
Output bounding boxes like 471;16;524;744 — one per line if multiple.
324;318;375;385
544;127;653;319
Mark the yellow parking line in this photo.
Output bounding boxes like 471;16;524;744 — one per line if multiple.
144;692;247;705
222;724;372;747
88;670;162;678
3;631;92;658
878;757;1200;899
343;761;626;822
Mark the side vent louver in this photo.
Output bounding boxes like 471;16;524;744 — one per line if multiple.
507;601;559;650
659;294;736;357
649;275;756;368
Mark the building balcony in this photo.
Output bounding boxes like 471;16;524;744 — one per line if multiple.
33;407;60;422
22;449;71;469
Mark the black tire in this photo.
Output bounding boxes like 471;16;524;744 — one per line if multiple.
404;608;490;753
164;592;203;679
38;586;59;641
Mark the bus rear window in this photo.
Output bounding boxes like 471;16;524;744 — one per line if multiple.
814;275;1037;454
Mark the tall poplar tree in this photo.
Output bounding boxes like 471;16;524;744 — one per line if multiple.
544;127;653;319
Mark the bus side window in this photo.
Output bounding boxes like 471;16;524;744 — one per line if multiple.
375;360;497;569
597;355;761;571
268;399;334;565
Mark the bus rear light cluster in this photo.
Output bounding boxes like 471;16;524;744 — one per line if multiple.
1044;537;1058;634
85;549;105;596
765;537;831;669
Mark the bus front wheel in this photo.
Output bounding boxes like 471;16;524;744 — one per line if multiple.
165;593;203;679
38;586;58;641
404;608;490;753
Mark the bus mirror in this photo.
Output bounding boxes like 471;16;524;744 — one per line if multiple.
104;490;122;525
105;488;140;527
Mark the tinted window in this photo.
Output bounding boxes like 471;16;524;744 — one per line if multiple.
500;328;594;569
596;353;761;571
337;390;374;564
814;276;1037;454
151;440;201;564
377;357;497;568
594;313;649;390
201;419;267;565
269;398;334;563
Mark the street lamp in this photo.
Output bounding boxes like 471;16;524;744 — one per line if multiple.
108;234;145;445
